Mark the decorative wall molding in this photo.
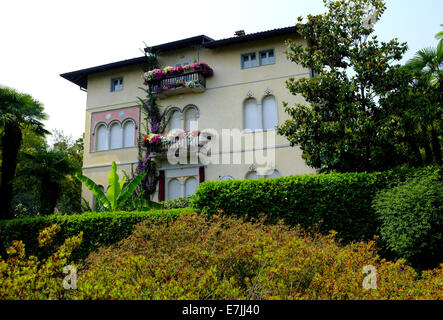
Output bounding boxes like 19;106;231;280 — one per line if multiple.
248;163;257;172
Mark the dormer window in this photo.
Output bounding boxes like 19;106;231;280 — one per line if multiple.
111;77;123;92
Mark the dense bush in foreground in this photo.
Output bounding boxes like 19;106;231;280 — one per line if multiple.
192;166;441;243
0;209;188;261
0;224;82;299
69;213;442;300
373;168;443;269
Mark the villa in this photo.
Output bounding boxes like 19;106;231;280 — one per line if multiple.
60;25;315;205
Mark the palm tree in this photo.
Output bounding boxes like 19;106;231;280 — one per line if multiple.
0;86;48;219
404;41;443;165
436;24;443;41
20;149;76;216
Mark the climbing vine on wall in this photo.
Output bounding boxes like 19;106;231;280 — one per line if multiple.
135;46;169;199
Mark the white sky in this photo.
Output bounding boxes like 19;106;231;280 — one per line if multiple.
1;0;442;141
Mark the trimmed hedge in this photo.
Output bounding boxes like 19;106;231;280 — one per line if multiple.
192;166;440;242
0;208;190;261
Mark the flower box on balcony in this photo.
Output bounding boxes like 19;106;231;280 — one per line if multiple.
143;130;207;159
142;62;213;97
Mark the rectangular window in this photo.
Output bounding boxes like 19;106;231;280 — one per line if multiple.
111;77;123;92
259;49;275;66
241;53;257;69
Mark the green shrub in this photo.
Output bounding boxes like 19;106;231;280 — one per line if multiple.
0;208;189;261
68;213;443;300
0;224;83;300
161;196;193;209
373;168;443;269
192;166;440;242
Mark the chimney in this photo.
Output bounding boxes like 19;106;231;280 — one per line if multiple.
234;30;245;37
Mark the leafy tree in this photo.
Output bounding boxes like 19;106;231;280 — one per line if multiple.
10;127;48;217
277;0;424;172
19;148;77;215
11;130;84;216
0;86;48;219
49;130;84;213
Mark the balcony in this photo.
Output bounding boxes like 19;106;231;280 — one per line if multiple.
152;71;206;97
143;131;210;162
142;62;214;98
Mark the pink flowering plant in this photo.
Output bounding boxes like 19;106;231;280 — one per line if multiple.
143;130;202;152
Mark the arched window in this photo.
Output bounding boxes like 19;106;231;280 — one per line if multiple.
169;110;181;131
96;124;108;151
265;169;280;178
244;98;260;131
184;107;198;131
110;122;122;149
262;95;278;130
184;177;198;197
168;178;181;200
246;171;260;179
123;120;135;148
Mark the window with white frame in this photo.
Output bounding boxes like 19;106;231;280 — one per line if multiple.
123;121;135;148
265;169;281;178
259;49;275;66
168;178;181;200
168;110;182;132
246;171;260;179
94;119;136;151
96;124;108;151
167;106;199;132
111;77;123;92
184;177;198;197
241;52;257;69
262;95;278;130
184;107;198;131
244;98;261;131
243;95;278;131
109;122;122;149
241;49;275;69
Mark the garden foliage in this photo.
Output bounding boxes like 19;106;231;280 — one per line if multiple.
373;167;443;269
0;209;188;261
161;196;193;209
277;0;442;172
193;167;436;242
0;224;82;299
75;161;147;211
68;213;442;300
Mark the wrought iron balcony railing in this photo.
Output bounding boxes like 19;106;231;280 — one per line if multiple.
152;71;206;97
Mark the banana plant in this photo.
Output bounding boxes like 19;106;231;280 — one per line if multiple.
75;161;156;211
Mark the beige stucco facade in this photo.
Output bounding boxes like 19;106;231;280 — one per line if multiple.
73;30;316;205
